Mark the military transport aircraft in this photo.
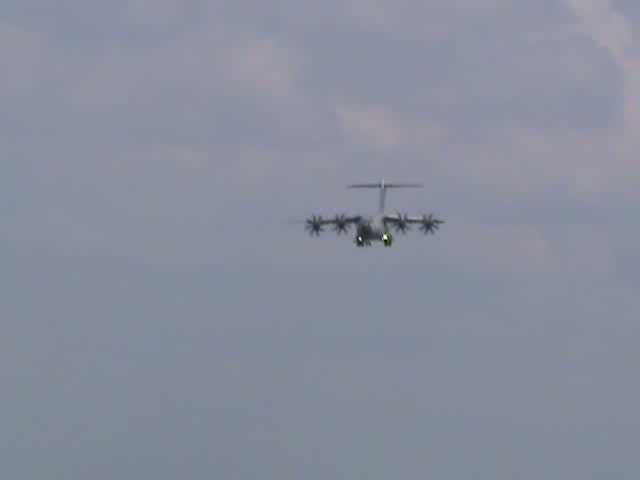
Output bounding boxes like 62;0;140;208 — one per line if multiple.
299;180;444;247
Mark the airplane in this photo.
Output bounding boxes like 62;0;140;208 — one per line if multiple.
299;180;444;247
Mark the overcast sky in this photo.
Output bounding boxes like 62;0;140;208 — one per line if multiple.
2;1;640;479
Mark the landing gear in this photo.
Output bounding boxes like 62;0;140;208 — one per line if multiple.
355;235;372;247
355;233;392;247
382;232;394;247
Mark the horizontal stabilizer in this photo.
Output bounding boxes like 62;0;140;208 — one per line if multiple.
347;182;423;189
347;180;423;212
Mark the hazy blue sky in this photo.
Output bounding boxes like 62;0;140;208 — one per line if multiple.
2;1;640;479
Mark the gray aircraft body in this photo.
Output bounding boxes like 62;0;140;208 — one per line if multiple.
301;180;444;247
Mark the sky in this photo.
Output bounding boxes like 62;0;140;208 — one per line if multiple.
2;1;640;479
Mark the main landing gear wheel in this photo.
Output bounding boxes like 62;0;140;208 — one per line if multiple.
355;236;371;247
382;232;394;247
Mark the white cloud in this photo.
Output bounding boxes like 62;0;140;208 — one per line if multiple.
334;105;630;196
567;0;640;147
1;0;634;273
335;103;445;152
224;36;300;99
567;0;632;64
66;26;301;112
315;2;640;199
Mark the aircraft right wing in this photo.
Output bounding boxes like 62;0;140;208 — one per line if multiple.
303;214;362;236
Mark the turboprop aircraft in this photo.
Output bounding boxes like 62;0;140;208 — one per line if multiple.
299;180;444;247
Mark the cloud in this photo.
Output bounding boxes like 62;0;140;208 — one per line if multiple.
1;0;635;274
66;26;301;113
335;103;445;152
567;0;640;146
567;0;632;63
3;4;640;479
323;2;640;197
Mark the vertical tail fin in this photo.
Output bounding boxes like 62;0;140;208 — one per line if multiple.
347;180;424;213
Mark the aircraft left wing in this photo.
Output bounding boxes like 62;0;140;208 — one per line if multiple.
383;212;444;235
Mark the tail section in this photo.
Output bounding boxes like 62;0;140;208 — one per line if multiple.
347;180;423;213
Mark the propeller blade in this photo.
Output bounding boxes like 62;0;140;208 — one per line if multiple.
304;215;324;236
332;214;350;235
417;213;443;235
393;212;411;234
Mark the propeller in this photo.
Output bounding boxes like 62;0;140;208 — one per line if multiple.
332;214;350;235
419;214;444;235
394;212;411;234
305;215;324;236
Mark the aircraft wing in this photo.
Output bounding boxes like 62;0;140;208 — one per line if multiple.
303;214;362;236
383;212;444;234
